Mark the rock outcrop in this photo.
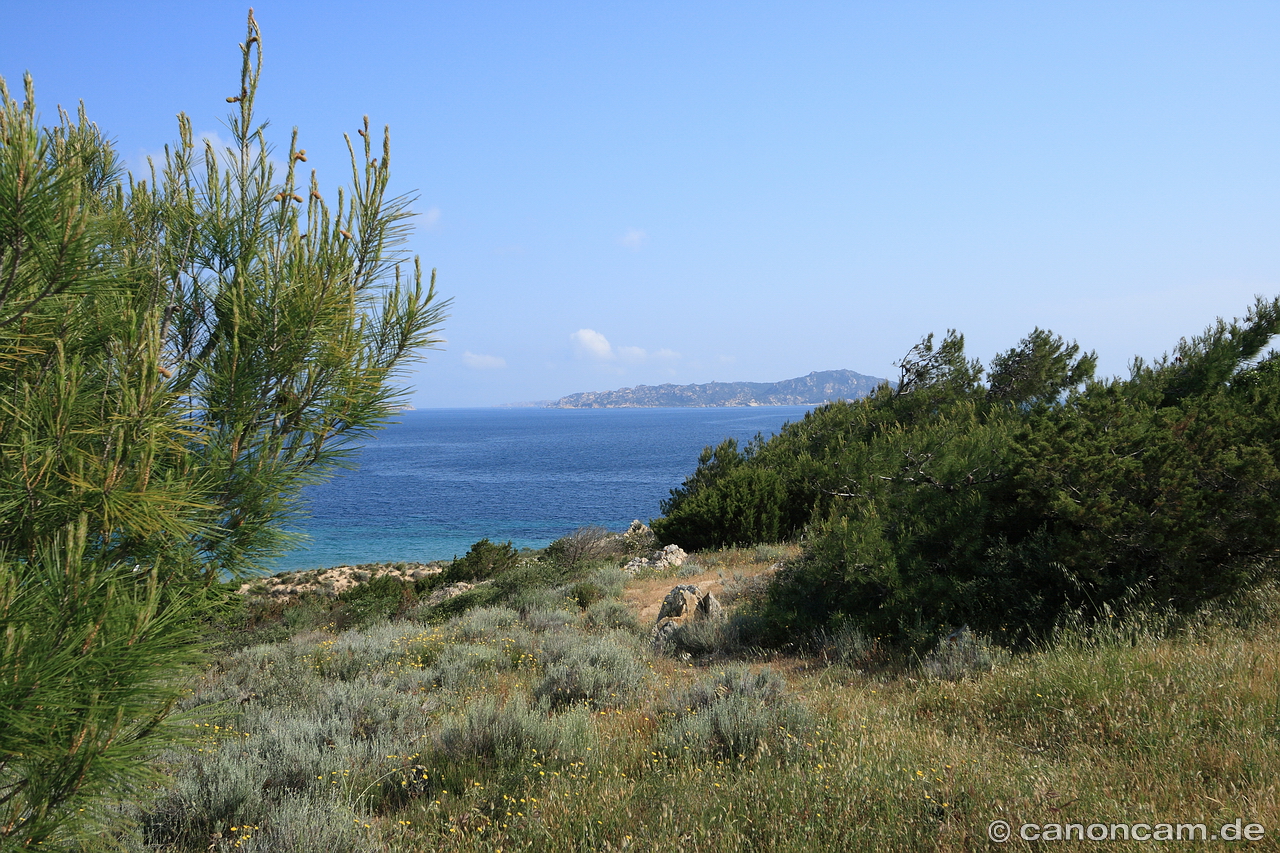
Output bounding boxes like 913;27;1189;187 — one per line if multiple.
624;543;687;574
651;583;724;651
621;519;656;554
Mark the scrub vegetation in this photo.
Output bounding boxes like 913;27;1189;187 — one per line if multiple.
65;544;1280;852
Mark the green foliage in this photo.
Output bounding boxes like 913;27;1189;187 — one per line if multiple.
0;12;446;845
0;75;203;573
336;574;414;628
986;326;1097;405
0;73;211;846
0;522;211;845
491;558;574;595
442;538;521;583
654;463;790;551
129;14;448;577
424;585;504;622
565;580;605;610
657;303;1280;647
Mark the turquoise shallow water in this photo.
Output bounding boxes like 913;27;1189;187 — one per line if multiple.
272;406;812;570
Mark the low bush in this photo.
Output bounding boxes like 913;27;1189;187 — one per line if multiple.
582;599;643;635
230;794;377;853
653;461;791;552
657;666;813;762
677;562;704;579
492;559;582;597
534;633;651;708
521;607;578;633
667;617;735;656
454;605;521;640
433;695;592;768
422;584;503;621
586;566;629;598
335;574;415;629
426;642;505;689
817;621;883;669
545;525;619;569
564;580;606;610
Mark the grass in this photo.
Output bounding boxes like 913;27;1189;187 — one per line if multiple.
77;550;1280;853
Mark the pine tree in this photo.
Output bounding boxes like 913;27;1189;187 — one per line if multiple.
130;9;448;577
0;11;447;844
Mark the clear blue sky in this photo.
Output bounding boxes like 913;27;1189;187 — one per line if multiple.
4;2;1278;407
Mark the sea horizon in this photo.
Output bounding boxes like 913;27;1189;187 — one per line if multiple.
270;405;814;573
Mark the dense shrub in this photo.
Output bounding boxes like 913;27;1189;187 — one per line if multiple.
232;795;377;853
454;605;521;639
582;599;643;635
423;584;503;621
653;461;791;552
658;304;1280;647
921;627;1006;681
442;538;522;583
564;580;606;610
336;574;414;628
666;613;763;656
426;643;505;689
521;606;578;633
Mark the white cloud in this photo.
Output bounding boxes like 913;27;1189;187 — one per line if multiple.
616;345;647;362
571;328;615;360
571;330;682;365
621;227;647;249
421;207;442;230
463;351;506;370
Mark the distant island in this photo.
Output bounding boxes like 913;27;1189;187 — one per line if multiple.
548;369;886;408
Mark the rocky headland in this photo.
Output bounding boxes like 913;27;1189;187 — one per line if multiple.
549;368;886;408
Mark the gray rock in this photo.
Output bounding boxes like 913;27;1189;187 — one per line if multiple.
624;543;688;574
650;583;724;652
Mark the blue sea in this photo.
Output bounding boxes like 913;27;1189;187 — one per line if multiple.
272;406;813;570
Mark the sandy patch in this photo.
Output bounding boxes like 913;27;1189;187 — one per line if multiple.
623;561;784;624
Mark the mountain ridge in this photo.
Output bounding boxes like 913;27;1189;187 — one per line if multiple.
548;369;886;408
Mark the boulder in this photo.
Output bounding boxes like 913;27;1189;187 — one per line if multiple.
651;583;724;652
